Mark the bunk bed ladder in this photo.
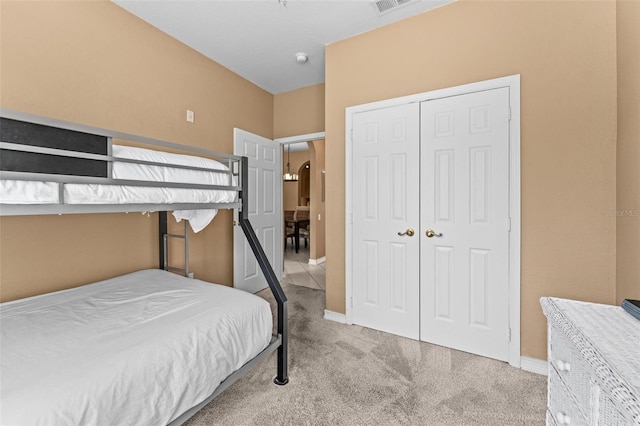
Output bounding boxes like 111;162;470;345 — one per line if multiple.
238;156;289;386
159;213;190;278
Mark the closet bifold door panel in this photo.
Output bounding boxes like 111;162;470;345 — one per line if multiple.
351;103;421;340
350;86;512;362
419;88;511;362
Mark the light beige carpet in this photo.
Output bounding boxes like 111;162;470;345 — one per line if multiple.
185;282;547;425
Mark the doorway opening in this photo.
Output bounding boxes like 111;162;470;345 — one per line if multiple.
277;132;326;292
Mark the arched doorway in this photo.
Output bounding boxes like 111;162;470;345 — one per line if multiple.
298;161;311;206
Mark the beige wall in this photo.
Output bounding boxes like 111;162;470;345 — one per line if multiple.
616;0;640;303
325;0;618;360
310;140;326;260
0;1;273;301
274;84;325;139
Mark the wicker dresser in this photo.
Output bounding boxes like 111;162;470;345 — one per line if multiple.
541;297;640;425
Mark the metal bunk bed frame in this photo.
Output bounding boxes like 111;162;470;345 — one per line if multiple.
0;108;289;424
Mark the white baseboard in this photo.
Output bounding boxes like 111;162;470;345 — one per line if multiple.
309;256;326;265
520;356;548;376
324;309;346;324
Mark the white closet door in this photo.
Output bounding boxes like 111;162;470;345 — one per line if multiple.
351;103;420;340
420;88;511;361
233;128;282;293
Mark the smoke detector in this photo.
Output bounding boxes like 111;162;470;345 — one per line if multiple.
371;0;414;15
295;52;308;64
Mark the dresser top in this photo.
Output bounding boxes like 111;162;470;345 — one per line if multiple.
541;297;640;421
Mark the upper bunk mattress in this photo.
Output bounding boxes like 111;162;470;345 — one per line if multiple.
0;144;238;230
0;269;273;425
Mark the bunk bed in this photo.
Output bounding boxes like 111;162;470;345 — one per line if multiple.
0;109;288;425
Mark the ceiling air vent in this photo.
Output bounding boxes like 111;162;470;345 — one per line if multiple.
372;0;414;15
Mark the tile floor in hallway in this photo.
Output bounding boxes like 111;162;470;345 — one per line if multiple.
282;245;325;291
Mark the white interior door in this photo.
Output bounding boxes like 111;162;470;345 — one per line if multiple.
351;103;420;340
420;88;511;361
233;128;282;293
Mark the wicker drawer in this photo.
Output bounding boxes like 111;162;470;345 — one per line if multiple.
594;383;635;425
548;363;587;425
548;325;593;421
542;298;640;426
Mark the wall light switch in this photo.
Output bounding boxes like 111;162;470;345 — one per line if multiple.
186;110;195;123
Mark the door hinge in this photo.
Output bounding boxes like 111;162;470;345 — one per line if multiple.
508;328;512;342
507;107;512;121
350;296;353;308
508;217;512;232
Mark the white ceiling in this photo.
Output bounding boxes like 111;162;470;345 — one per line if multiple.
112;0;453;94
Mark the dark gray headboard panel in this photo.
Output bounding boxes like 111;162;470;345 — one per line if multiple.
0;117;108;177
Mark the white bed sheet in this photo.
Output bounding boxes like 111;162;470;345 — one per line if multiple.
0;269;272;426
0;145;238;232
0;179;59;204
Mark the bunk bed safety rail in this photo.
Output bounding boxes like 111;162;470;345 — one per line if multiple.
0;110;243;216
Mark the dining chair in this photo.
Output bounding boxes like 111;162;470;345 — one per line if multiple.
284;210;295;249
294;206;310;247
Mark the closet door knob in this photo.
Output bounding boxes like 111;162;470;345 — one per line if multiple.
398;229;415;237
425;229;443;238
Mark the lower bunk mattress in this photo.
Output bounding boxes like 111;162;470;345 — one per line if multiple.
0;269;273;425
